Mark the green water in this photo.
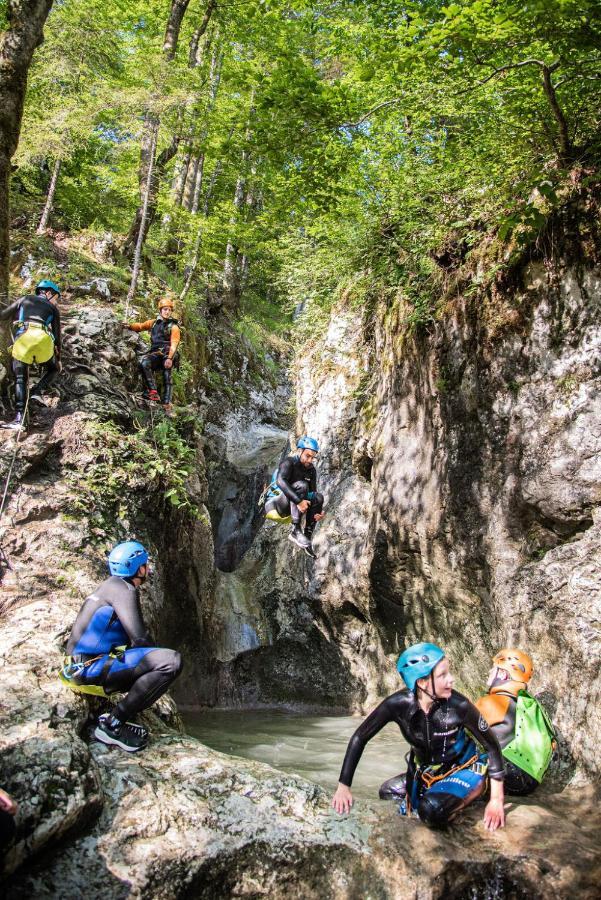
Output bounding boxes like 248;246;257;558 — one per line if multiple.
184;708;410;800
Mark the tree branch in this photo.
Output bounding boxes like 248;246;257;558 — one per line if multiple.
339;99;403;130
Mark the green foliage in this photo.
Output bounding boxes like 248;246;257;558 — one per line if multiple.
68;417;200;529
10;0;601;341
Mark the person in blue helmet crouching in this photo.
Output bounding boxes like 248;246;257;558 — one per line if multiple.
60;541;182;752
332;642;506;830
263;436;325;558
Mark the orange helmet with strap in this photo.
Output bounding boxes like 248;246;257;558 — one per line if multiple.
490;648;533;697
158;298;175;312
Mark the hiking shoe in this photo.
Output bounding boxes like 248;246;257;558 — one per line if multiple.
147;390;161;403
1;412;25;431
288;527;311;551
94;713;148;752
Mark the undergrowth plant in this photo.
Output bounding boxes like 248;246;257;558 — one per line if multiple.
68;417;200;528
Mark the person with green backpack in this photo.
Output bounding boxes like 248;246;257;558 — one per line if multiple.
0;279;62;430
476;648;556;795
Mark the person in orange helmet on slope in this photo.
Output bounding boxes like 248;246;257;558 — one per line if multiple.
122;298;180;414
476;649;556;795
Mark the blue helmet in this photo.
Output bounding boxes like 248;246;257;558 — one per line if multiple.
397;642;446;692
36;279;61;297
297;436;319;453
108;541;148;578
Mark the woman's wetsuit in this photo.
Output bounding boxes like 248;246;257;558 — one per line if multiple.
265;454;324;534
64;576;182;721
339;688;505;827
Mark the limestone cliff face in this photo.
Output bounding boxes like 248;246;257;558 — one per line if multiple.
204;200;601;785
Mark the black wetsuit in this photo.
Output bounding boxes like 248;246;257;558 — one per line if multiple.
340;689;505;827
139;317;179;405
265;454;324;532
65;576;182;721
0;294;61;411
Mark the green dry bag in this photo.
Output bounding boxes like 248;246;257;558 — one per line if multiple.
503;691;555;783
12;323;54;364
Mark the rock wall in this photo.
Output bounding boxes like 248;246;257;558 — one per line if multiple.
203;201;601;785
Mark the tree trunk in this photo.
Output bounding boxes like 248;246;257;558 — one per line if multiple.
223;173;246;308
179;156;224;301
541;64;573;163
188;0;216;67
36;157;61;234
0;0;54;302
163;0;192;60
123;0;195;259
126;122;158;314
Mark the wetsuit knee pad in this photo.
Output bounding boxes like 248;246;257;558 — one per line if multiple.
313;491;324;506
379;773;406;801
291;481;309;498
417;791;461;828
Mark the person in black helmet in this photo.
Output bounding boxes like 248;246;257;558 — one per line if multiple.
0;279;62;430
332;643;506;831
60;541;183;752
264;436;325;557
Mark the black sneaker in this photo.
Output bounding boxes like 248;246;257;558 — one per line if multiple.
288;526;311;550
94;713;149;752
1;412;25;431
29;392;47;407
304;543;317;559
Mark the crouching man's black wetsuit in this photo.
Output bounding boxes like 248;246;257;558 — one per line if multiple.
339;689;505;827
65;575;182;722
265;454;324;536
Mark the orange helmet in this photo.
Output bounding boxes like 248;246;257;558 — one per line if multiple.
490;648;533;697
158;298;175;311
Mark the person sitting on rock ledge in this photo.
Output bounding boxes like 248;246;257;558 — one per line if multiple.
263;436;325;558
0;279;62;430
60;541;183;752
332;642;506;830
476;648;555;796
122;298;181;414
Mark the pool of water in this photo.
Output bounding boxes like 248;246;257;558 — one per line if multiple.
184;708;410;800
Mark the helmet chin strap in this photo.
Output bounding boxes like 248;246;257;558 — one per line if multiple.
417;672;439;701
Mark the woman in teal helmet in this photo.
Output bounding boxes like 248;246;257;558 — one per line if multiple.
332;642;506;830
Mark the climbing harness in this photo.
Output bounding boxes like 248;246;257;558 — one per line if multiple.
59;646;127;697
418;753;480;789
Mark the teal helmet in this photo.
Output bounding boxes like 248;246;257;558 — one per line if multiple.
108;541;148;578
397;642;446;692
36;279;61;297
297;436;319;453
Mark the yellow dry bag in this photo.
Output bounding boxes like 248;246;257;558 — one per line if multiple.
12;323;55;365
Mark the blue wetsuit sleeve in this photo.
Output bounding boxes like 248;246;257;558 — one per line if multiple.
338;697;396;787
276;457;303;505
462;696;505;780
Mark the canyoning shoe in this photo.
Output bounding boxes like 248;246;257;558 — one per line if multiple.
288;527;312;551
1;413;25;431
94;714;149;752
304;543;317;559
29;392;48;407
146;390;161;403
